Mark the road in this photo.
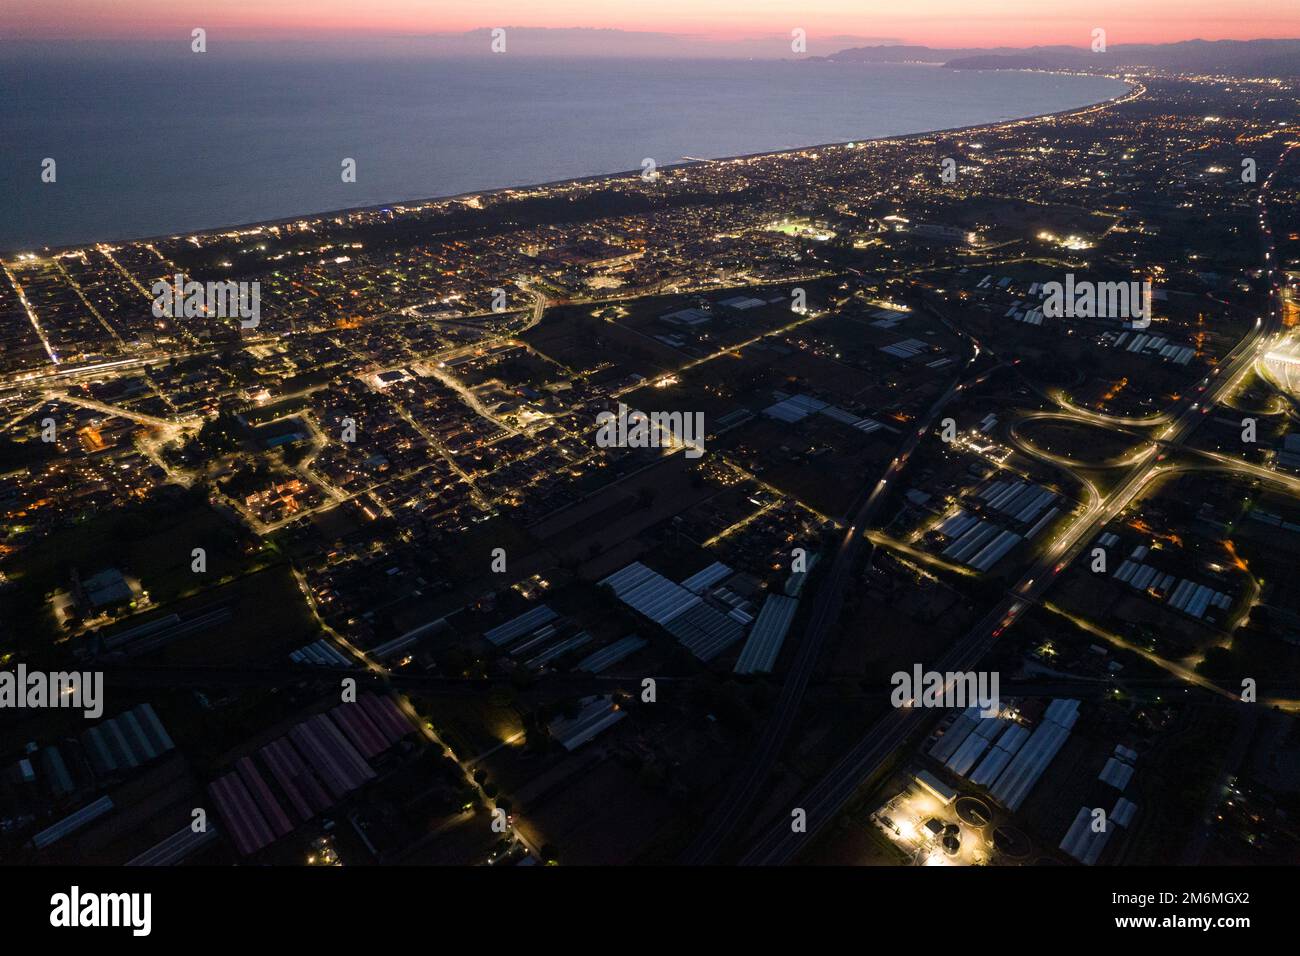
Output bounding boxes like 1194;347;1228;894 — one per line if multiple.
680;307;990;863
739;142;1294;866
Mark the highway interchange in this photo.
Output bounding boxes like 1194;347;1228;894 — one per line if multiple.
729;144;1297;866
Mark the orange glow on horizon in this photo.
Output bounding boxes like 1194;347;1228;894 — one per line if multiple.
2;0;1298;47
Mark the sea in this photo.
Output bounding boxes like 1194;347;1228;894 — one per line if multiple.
0;47;1129;252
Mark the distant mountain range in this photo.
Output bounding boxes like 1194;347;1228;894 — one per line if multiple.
822;39;1300;77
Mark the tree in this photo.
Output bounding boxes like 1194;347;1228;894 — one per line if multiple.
193;412;242;455
1196;646;1237;681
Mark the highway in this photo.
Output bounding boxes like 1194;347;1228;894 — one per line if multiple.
739;143;1294;866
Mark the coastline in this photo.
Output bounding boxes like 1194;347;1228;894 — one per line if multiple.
4;71;1139;259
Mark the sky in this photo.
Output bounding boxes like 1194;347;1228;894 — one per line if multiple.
2;0;1298;53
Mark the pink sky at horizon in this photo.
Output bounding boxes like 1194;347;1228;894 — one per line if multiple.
3;0;1298;49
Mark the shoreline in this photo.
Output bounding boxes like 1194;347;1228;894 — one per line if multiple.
5;71;1139;259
